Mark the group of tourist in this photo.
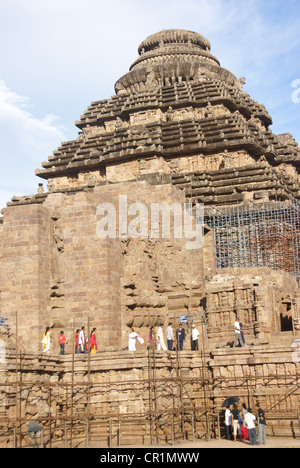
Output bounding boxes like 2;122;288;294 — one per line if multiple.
41;326;98;355
128;323;201;352
41;317;245;354
129;317;246;352
225;403;266;445
75;326;98;354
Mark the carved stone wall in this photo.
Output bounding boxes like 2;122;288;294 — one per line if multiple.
204;268;300;345
0;347;299;447
0;181;205;353
0;204;51;348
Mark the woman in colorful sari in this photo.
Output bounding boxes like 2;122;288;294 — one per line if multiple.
90;328;97;354
41;327;51;353
240;403;249;441
75;329;80;353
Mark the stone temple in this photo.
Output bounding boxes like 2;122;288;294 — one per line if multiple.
0;30;300;447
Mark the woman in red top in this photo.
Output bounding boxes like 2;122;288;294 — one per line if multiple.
90;328;97;354
75;329;79;353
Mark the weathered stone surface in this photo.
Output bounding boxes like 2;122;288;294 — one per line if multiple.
0;29;300;446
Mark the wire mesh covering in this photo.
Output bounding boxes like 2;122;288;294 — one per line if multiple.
205;199;300;284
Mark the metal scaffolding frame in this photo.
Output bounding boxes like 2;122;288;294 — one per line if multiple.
0;311;299;447
205;198;300;284
0;312;213;448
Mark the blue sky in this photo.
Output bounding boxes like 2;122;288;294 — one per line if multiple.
0;0;300;211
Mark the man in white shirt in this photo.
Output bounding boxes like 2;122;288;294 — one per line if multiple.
233;318;245;348
128;328;142;351
165;323;174;351
225;407;232;440
191;324;200;351
77;326;87;354
244;408;257;445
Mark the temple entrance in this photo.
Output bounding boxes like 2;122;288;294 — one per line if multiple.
280;300;293;332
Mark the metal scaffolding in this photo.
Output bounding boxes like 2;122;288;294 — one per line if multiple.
0;311;299;448
206;199;300;284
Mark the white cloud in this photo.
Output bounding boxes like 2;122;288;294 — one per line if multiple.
0;80;66;158
0;79;67;210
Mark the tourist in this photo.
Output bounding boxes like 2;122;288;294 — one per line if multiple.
58;331;66;355
128;328;144;351
157;324;167;351
240;403;249;441
239;321;245;345
90;328;97;354
233;317;245;347
77;326;87;354
41;327;51;354
232;404;242;442
165;322;174;351
75;329;80;353
244;408;257;446
256;403;266;445
191;324;200;351
225;406;232;440
147;327;155;351
176;324;185;351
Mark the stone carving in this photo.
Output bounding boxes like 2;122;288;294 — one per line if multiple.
53;226;64;252
145;70;158;89
37;183;44;194
236;76;246;92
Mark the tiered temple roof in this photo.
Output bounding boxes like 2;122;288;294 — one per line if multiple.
12;29;300;205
